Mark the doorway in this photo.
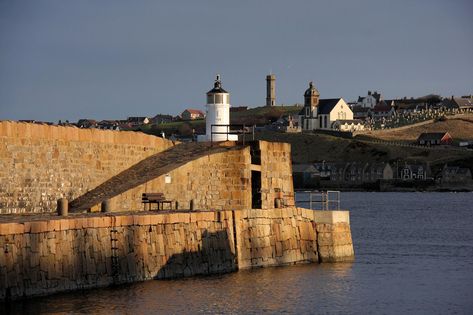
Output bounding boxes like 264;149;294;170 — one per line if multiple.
251;170;262;209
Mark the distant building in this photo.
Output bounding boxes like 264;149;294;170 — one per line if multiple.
181;109;205;120
357;91;382;109
371;100;396;119
292;164;319;187
127;117;150;126
417;132;452;146
151;114;173;125
298;82;362;131
441;165;472;184
351;106;371;120
299;161;393;184
399;163;430;180
266;74;276;106
76;119;98;128
98;120;120;130
441;97;473;112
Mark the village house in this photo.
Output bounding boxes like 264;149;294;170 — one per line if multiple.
440;165;472;184
351;106;371;120
296;162;393;185
371;100;396;119
181;109;205;120
292;164;319;187
127;117;150;127
76;119;98;128
398;163;431;180
98;120;121;130
417;132;452;146
441;96;473;112
298;82;363;131
151;114;174;125
357;91;381;109
363;162;394;182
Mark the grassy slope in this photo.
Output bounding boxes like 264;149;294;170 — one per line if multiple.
230;105;302;125
358;117;473;142
255;131;473;172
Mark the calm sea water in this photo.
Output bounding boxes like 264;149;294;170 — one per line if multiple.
3;192;473;314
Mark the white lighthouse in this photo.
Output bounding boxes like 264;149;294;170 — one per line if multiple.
199;75;237;142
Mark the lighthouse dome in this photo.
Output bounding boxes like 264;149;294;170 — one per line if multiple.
207;75;228;94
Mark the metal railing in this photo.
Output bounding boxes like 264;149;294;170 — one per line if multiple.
210;124;255;145
297;190;340;210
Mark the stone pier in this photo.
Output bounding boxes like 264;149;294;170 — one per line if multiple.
0;207;353;300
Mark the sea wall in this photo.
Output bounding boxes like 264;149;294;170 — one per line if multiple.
0;122;173;214
0;207;353;300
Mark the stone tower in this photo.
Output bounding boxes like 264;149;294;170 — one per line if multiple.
266;74;276;106
304;81;320;111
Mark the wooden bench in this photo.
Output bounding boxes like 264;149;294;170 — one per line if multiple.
142;193;173;211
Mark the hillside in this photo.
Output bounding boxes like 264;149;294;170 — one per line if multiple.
230;105;301;125
255;131;473;171
358;116;473;142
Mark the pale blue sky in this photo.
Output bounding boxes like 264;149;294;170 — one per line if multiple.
0;0;472;122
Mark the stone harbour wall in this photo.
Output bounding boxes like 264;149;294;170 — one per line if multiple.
0;121;173;214
259;141;295;209
0;207;353;300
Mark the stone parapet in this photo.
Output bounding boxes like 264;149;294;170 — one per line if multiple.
0;122;173;214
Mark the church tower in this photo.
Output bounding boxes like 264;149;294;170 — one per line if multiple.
304;81;320;111
266;74;276;106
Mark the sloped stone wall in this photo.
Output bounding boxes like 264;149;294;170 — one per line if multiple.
0;121;173;214
0;208;353;300
106;147;252;212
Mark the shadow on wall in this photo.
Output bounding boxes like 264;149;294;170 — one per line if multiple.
156;230;237;279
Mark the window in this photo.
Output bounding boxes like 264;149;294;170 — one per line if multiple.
215;94;223;103
324;116;327;128
207;95;214;104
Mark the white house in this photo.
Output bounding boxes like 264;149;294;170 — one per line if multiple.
357;91;381;109
298;82;363;131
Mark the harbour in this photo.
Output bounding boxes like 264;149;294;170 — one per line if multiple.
3;192;472;314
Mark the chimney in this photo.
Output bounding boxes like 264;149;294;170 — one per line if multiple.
368;91;371;96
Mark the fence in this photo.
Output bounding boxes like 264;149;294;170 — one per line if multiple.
210;124;255;145
297;190;341;210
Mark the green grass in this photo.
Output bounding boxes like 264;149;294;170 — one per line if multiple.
231;105;302;125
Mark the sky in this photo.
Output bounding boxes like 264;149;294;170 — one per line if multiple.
0;0;472;122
